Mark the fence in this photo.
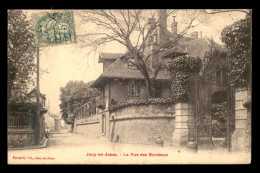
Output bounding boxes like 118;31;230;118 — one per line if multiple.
75;99;98;120
8;112;30;129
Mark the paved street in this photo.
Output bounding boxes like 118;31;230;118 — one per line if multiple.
8;131;251;164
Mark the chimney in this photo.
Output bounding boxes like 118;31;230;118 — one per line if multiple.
147;18;156;31
171;16;177;37
147;18;156;45
190;31;198;39
157;9;167;45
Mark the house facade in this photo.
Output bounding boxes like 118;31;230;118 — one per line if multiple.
73;10;234;148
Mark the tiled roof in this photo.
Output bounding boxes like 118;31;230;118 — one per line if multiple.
91;32;226;88
162;29;226;60
185;37;226;59
90;58;171;88
98;52;124;63
162;46;188;58
27;88;46;99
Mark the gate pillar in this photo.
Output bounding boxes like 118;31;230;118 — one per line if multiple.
232;87;250;152
173;103;195;148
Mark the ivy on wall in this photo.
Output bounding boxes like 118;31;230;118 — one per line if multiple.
110;98;175;111
221;13;252;88
166;56;202;103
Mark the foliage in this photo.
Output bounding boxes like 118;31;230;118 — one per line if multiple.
96;95;105;109
8;10;37;103
59;80;100;124
211;102;227;137
109;98;175;111
221;12;252;87
166;56;202;103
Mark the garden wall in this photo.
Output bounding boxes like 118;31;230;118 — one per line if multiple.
75;113;101;139
8;128;35;148
110;103;175;146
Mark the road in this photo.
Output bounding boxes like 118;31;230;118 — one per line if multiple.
8;131;251;164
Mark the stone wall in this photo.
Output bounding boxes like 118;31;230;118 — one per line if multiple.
76;122;101;139
232;87;249;152
74;103;176;146
110;104;175;146
8;128;35;148
75;113;101;139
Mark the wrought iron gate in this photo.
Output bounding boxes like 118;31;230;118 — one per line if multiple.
188;70;235;151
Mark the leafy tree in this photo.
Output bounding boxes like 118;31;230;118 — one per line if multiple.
8;10;37;103
59;80;100;124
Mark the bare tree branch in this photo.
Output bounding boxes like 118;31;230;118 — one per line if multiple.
76;9;209;97
204;9;250;15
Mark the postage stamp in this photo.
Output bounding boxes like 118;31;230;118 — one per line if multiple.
34;11;76;47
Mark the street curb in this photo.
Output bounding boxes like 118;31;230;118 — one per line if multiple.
8;138;49;150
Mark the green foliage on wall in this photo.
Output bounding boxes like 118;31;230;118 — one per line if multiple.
166;56;202;103
211;102;227;137
221;13;252;88
110;98;175;111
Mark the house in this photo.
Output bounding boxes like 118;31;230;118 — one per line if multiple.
73;10;230;147
8;89;48;148
44;113;56;132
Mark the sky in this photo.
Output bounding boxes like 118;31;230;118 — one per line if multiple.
24;10;248;116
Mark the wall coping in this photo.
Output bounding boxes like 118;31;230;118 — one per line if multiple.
8;128;34;134
235;87;248;92
76;120;100;126
110;102;175;121
110;98;175;112
110;114;175;121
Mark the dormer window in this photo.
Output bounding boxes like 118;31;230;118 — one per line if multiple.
127;59;138;70
153;33;157;44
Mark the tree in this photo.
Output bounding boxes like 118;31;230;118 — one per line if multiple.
76;10;207;97
59;80;100;124
8;10;37;103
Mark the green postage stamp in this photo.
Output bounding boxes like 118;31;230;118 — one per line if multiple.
34;11;76;47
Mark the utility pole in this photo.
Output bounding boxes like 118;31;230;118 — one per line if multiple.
36;46;40;145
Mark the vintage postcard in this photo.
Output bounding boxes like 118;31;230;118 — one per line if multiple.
7;9;252;164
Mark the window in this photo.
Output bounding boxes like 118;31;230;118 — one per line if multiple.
153;34;157;44
216;70;221;85
155;84;162;98
127;59;138;70
128;62;138;70
222;69;227;84
216;68;227;85
127;80;140;97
